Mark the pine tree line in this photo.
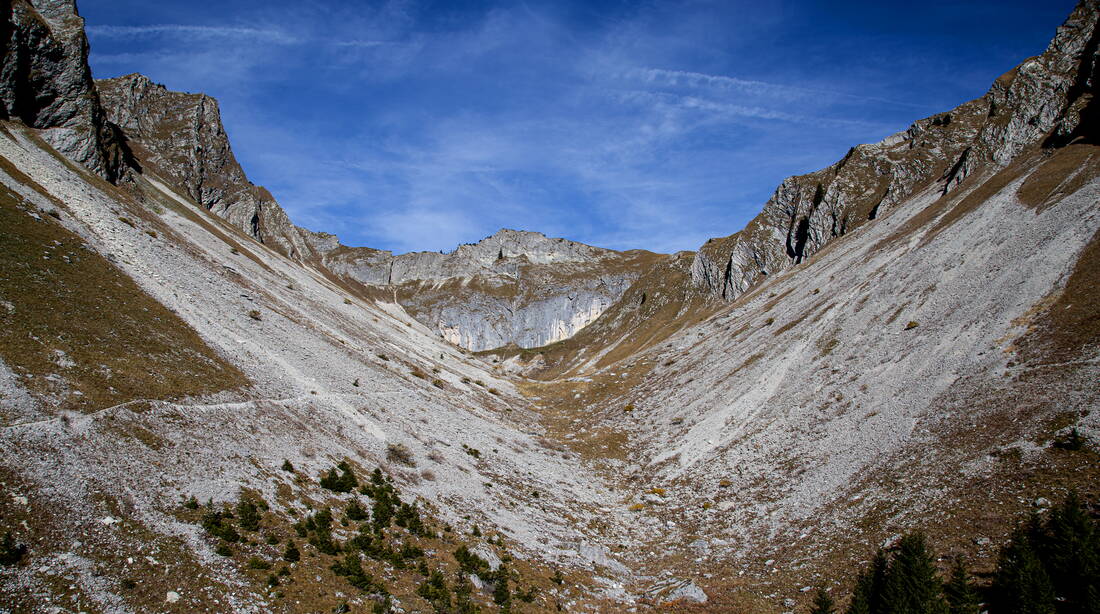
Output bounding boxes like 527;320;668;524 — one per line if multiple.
827;493;1098;614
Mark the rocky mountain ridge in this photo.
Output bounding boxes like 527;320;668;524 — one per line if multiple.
691;0;1100;302
312;228;665;350
95;73;319;260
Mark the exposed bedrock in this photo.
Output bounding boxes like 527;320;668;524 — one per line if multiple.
0;0;127;181
316;229;663;351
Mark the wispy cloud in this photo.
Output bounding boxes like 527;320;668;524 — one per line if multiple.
638;67;931;110
333;40;393;48
637;67;810;99
86;24;300;44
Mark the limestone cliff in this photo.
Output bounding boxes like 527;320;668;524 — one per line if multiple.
316;229;665;351
692;0;1100;300
0;0;126;181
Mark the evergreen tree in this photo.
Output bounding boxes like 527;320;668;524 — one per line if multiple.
990;528;1055;614
320;461;358;492
1037;492;1099;612
847;549;887;614
416;570;451;612
880;533;947;614
492;564;511;610
943;557;979;614
283;541;300;562
1086;585;1100;614
454;571;480;614
810;588;836;614
0;531;26;565
237;498;261;531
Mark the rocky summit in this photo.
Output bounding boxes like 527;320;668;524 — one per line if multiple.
1;1;1099;613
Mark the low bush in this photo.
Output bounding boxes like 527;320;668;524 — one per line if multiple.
0;532;26;565
387;443;416;467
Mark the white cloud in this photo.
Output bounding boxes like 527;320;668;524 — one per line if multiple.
86;24;300;44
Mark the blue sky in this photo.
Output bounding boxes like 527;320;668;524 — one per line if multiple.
79;0;1075;255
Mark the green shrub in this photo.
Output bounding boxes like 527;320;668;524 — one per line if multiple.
492;564;511;607
346;500;369;522
320;461;358;492
283;541;300;562
248;557;272;570
215;543;233;557
237;498;261;532
281;459;295;472
331;553;384;593
454;545;491;576
517;585;537;603
0;532;26;565
453;572;479;614
201;510;241;543
416;570;451;611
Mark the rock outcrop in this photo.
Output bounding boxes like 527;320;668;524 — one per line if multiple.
692;0;1100;301
316;229;665;351
95;73;316;258
0;0;126;181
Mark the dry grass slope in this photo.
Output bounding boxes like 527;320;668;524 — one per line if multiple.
0;178;247;417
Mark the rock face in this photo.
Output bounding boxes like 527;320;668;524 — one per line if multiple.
692;0;1100;301
0;0;126;181
316;229;664;351
95;73;315;258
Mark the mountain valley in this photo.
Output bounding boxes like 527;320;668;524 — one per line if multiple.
1;1;1099;613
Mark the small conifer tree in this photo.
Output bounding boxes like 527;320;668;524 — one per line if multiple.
880;532;947;614
990;528;1055;614
0;531;26;565
237;498;261;531
846;549;887;614
810;588;836;614
1037;492;1099;610
943;557;980;614
283;541;300;562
